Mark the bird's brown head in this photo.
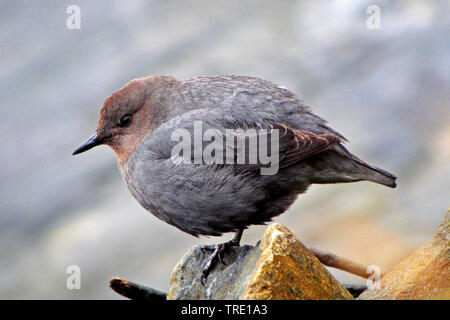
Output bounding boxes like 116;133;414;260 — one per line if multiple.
73;76;175;165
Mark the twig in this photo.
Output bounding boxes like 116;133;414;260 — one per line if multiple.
308;247;384;279
109;277;167;301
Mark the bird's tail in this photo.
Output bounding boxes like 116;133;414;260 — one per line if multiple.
307;145;397;188
350;156;397;188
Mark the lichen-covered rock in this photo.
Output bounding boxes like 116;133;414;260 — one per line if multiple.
242;224;353;300
359;210;450;300
167;223;353;300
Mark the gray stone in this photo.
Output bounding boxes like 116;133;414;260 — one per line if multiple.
167;243;261;300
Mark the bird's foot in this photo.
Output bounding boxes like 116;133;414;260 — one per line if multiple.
200;239;239;284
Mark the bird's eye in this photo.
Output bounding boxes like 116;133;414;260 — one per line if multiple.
119;115;132;127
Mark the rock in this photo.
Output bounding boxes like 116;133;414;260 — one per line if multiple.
359;210;450;300
167;244;261;299
242;224;353;300
167;223;353;300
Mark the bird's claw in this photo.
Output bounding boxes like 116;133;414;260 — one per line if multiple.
200;240;239;285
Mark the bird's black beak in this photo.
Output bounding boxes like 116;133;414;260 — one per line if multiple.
72;134;103;155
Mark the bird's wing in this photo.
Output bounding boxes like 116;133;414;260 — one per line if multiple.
272;123;340;169
146;108;340;173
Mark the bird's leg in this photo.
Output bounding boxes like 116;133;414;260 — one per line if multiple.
201;229;244;283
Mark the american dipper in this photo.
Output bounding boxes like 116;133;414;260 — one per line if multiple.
73;75;396;279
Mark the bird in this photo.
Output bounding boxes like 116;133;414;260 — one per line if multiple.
73;75;396;280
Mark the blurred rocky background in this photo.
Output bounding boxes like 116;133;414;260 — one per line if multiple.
0;0;448;299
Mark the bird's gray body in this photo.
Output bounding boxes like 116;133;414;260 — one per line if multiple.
120;76;396;236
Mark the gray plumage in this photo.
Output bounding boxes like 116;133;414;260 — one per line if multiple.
117;75;396;236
